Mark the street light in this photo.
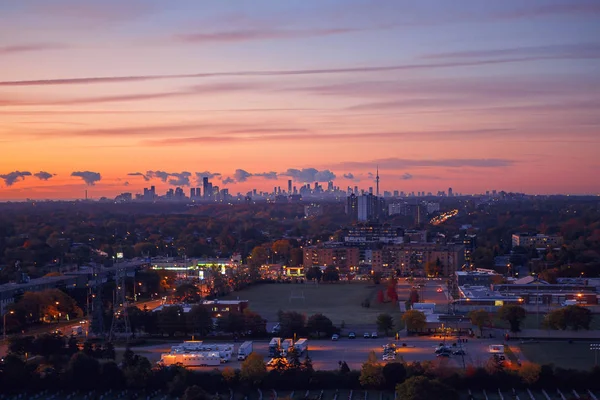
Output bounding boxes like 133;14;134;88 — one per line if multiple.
3;310;14;340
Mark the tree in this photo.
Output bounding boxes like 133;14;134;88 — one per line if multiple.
322;265;340;282
305;266;323;282
544;305;592;331
409;289;419;304
182;385;212;400
272;239;291;262
360;357;385;389
240;352;267;386
382;362;407;390
498;304;526;333
518;362;541;385
306;313;335;338
66;353;101;391
222;366;237;386
372;271;382;284
278;310;306;338
216;312;245;335
402;310;427;333
387;284;399;302
376;313;394;336
396;376;458;400
186;305;213;336
287;347;301;370
175;283;201;303
243;309;267;335
302;353;314;373
468;309;492;336
156;305;186;336
249;246;268;268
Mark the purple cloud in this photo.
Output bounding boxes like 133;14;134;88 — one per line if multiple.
0;171;32;186
0;43;69;55
282;168;336;183
127;172;150;181
222;177;235;185
33;171;55;181
334;158;515;170
71;171;101;186
175;27;366;44
5;52;599;87
167;172;192;186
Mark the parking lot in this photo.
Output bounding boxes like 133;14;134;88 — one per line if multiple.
130;335;500;371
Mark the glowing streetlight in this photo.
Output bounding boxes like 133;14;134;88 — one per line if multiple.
3;310;15;340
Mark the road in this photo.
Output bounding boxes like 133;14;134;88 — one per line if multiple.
127;335;500;371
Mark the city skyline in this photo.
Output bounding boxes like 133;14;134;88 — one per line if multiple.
2;0;600;199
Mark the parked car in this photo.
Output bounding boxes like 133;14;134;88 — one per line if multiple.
363;332;371;339
348;332;356;339
331;334;339;341
453;349;466;355
437;353;451;358
371;332;378;338
435;346;452;354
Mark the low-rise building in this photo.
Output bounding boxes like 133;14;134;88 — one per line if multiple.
511;233;563;248
303;245;359;273
381;243;466;277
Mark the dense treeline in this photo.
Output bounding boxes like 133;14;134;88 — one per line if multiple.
3;338;600;398
0;202;348;283
442;197;600;278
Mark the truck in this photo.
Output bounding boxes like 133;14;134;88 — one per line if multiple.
294;338;308;354
269;338;281;357
280;339;294;355
237;341;253;361
160;352;221;367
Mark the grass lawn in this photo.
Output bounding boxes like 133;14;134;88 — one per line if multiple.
519;341;599;370
222;283;405;330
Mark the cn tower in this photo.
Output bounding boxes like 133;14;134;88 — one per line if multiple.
376;165;380;197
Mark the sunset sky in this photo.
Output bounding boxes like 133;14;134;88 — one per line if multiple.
1;0;599;199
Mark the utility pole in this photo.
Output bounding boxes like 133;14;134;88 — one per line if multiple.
108;265;132;342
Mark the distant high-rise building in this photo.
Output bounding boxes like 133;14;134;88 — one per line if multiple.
327;181;334;192
190;188;196;198
202;177;209;199
358;193;380;222
393;190;399;197
288;180;292;194
369;187;373;194
448;187;453;197
346;194;359;220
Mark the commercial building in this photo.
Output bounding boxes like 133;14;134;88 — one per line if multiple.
511;233;563;248
455;269;502;287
